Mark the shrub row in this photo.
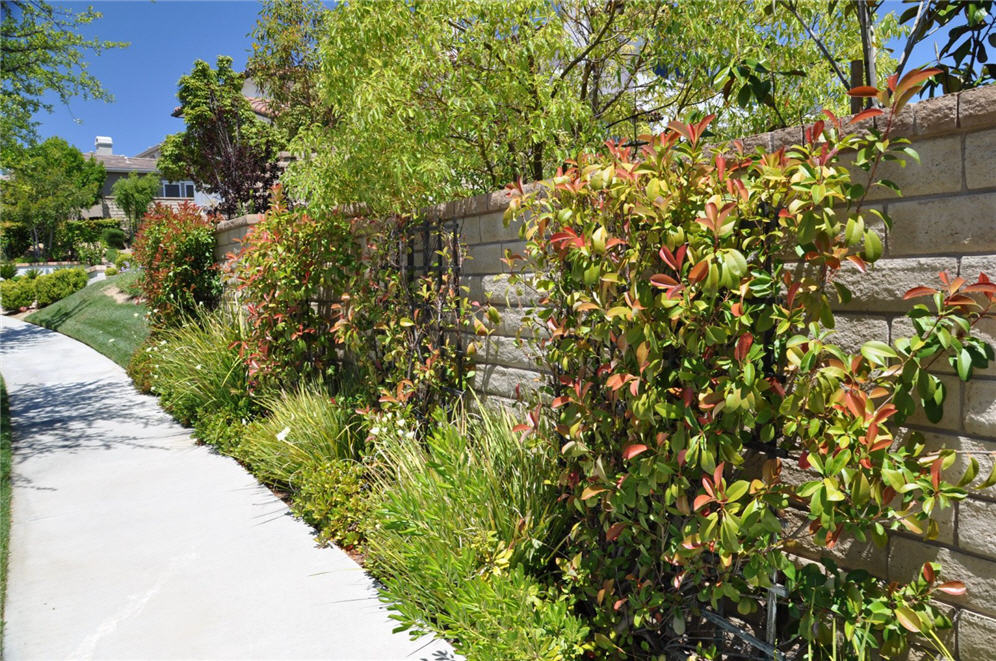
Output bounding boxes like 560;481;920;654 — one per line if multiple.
1;268;87;312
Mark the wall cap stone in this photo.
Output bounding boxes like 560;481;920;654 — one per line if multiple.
215;214;264;233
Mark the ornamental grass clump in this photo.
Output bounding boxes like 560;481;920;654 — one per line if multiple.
143;306;252;435
236;383;363;489
364;406;587;659
507;69;995;658
236;383;368;550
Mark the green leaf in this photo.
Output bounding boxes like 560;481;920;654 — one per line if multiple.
861;340;897;366
956;347;973;381
725;480;749;502
862;230;883;262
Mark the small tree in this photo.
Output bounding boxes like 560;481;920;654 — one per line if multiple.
111;172;159;240
158;56;282;218
0;137;105;260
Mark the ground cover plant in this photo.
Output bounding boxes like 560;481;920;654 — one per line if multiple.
505;70;996;658
236;384;367;549
132;202;221;327
27;271;147;367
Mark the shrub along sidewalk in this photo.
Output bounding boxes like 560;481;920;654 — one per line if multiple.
0;315;457;660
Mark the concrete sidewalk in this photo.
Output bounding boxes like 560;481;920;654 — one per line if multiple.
0;316;457;660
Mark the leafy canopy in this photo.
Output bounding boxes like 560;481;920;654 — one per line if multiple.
280;0;899;215
110;172;159;240
0;136;105;259
0;0;126;164
159;56;282;218
247;0;329;140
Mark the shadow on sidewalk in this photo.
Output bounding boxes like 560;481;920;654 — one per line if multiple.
9;379;180;461
0;319;52;356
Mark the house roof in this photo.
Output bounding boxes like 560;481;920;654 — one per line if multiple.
171;95;275;120
133;144;161;159
84;152;159;174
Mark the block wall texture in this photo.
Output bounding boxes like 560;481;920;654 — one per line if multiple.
218;85;996;657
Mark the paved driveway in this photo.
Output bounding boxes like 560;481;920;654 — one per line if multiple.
1;316;456;660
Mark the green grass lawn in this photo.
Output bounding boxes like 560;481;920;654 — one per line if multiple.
25;271;149;367
1;375;11;639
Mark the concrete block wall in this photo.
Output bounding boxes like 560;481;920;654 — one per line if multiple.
419;85;996;658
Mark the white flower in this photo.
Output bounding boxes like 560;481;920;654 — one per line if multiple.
276;426;290;442
370;426;381;435
195;364;202;370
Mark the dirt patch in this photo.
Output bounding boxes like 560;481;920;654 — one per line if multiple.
104;285;136;305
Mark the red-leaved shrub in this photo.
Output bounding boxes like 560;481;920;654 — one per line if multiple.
133;202;221;327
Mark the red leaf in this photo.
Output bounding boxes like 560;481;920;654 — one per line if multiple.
606;373;626;392
512;424;531;434
735;333;754;363
847;85;881;97
931;457;942;490
848;107;884;124
799;452;811;470
903;286;937;300
895;68;941;98
936;581;967;596
693;494;713;511
606;522;626;541
650;273;679;289
613;598;628;611
847;255;868;273
922;563;936;584
623;444;648;461
689;260;709;283
963;283;996;295
551;396;570;409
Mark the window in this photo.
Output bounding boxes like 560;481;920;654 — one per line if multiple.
160;180;195;198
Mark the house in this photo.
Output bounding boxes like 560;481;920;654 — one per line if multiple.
82;136;198;221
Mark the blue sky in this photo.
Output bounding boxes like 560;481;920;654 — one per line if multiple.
37;1;262;157
35;1;952;158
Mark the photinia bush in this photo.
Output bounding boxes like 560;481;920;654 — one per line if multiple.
233;187;357;391
132;202;221;327
235;186;480;409
508;70;995;658
331;213;478;412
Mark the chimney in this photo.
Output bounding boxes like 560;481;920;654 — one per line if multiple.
95;136;113;156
